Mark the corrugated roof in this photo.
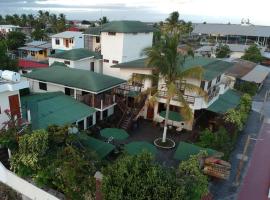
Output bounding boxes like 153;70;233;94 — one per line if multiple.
49;48;102;60
21;92;96;130
51;31;83;38
241;65;270;83
226;59;257;78
174;142;217;161
101;21;155;33
196;44;266;53
18;46;43;51
207;89;241;114
84;26;102;36
24;62;126;93
112;57;233;81
19;59;49;69
193;23;270;37
25;41;47;46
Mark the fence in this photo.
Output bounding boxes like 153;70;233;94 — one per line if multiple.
0;162;60;200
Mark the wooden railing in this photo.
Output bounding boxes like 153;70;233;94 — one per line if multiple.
115;83;142;96
76;94;115;110
157;90;196;105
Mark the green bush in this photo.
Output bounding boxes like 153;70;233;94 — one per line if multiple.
235;81;258;96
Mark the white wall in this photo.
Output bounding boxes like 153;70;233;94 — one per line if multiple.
0;163;60;200
0;91;20;129
51;34;84;51
28;80;65;94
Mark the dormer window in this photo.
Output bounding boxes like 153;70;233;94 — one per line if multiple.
108;32;116;36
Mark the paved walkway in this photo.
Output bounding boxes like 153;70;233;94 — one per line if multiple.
238;119;270;200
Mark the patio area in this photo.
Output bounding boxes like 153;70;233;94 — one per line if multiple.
92;119;195;167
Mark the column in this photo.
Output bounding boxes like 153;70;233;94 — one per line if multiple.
74;89;77;99
84;117;87;130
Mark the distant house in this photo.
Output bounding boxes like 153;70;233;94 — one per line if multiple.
0;70;29;129
24;62;126;121
0;25;20;36
49;48;103;73
51;31;84;52
18;41;53;61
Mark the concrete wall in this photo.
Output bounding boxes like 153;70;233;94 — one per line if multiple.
28;80;65;94
0;162;60;200
52;34;84;51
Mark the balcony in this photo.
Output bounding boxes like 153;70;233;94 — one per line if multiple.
115;83;142;97
157;90;196;105
76;93;115;110
207;86;220;103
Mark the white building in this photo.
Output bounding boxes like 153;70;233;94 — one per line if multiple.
0;70;29;129
0;25;20;36
51;31;84;52
49;48;103;73
100;21;154;78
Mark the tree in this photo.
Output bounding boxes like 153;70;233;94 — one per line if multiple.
31;29;48;40
215;44;230;58
241;44;263;63
177;153;209;200
139;32;205;143
102;152;177;200
0;41;18;71
99;16;109;25
6;31;26;51
235;81;258;96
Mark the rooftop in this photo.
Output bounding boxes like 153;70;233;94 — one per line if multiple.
226;59;257;78
49;48;102;60
112;56;234;81
84;26;102;36
24;62;126;93
101;21;155;33
18;59;49;69
21;92;96;130
51;31;83;38
193;23;270;37
241;65;270;84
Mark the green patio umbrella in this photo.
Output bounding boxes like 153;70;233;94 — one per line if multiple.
125;141;157;156
100;128;129;140
159;110;183;122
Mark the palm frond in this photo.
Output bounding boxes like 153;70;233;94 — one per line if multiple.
183;83;208;101
175;90;193;121
178;66;204;80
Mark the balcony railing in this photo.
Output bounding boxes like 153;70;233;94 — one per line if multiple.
157;90;196;105
76;94;115;110
115;83;142;96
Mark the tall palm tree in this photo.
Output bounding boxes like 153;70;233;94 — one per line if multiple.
137;33;205;143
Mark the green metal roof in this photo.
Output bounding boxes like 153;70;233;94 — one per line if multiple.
101;21;155;33
100;128;129;140
77;133;115;159
112;57;233;81
207;89;241;114
21;92;96;130
84;26;102;36
49;48;102;60
125;141;157;156
159;111;184;122
173;142;217;161
24;63;126;93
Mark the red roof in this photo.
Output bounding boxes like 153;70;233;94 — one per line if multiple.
19;59;49;69
67;27;80;32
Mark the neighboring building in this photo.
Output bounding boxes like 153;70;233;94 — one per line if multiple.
18;41;53;61
192;22;270;47
195;44;266;59
100;21;154;78
21;92;96;130
113;56;234;130
24;62;126;121
51;31;84;52
18;59;49;74
49;48;103;73
84;26;102;52
0;25;20;36
0;70;29;129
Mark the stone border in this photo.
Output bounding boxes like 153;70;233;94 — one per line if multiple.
154;138;176;149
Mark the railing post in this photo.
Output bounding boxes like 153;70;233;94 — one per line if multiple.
113;95;115;103
101;100;103;110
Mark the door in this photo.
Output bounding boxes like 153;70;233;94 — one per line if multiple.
147;106;154;120
65;39;69;48
8;94;21;118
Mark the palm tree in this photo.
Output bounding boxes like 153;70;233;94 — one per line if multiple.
137;32;205;143
99;16;109;25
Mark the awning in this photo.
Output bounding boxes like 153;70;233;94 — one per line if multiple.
159;110;183;122
100;128;129;140
241;65;270;84
18;46;44;52
125;141;157;156
77;133;115;159
173;142;219;161
207;89;241;114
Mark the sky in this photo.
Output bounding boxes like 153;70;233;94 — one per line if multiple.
1;0;270;25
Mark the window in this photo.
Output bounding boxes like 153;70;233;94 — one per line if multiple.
207;80;212;89
216;75;221;83
64;60;71;65
108;32;116;36
39;50;43;55
112;60;119;64
69;38;74;43
96;37;100;43
55;39;60;45
200;81;205;90
103;59;109;63
90;62;95;71
31;51;35;56
39;82;47;91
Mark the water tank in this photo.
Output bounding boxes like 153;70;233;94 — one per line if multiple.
1;70;21;82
